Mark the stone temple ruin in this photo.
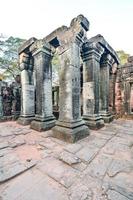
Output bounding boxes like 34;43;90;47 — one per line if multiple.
0;15;133;143
0;75;21;120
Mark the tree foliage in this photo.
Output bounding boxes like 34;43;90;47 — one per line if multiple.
116;50;130;65
0;35;26;81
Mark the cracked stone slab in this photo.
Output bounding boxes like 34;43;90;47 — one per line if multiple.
84;154;112;179
77;174;104;199
9;138;26;148
13;129;31;135
76;146;99;163
87;137;107;148
0;147;12;157
107;159;133;177
0;154;20;168
92;132;113;140
72;162;87;172
59;151;81;165
68;183;92;200
39;138;57;149
103;172;133;200
0;142;9;150
0;169;69;200
110;137;133;147
0;160;36;183
106;189;130;200
63;143;82;154
40;149;52;158
37;157;80;188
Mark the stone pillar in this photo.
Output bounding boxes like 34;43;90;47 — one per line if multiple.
109;63;117;115
0;80;3;119
100;54;114;123
52;42;89;143
30;44;55;131
81;43;104;129
18;53;35;125
115;68;123;116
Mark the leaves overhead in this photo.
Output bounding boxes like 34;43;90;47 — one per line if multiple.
116;50;130;66
0;35;26;81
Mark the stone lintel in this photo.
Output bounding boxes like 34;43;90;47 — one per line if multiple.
18;37;37;55
30;40;52;57
86;34;120;64
81;43;104;62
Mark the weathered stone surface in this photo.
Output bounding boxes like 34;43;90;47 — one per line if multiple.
0;142;9;149
106;189;130;200
84;154;112;179
64;143;82;153
0;147;12;157
39;138;57;149
68;183;92;200
0;169;68;200
87;137;107;148
59;151;81;165
9;138;25;148
37;157;79;188
103;172;133;200
0;160;36;183
0;119;133;199
76;146;99;162
107;159;133;177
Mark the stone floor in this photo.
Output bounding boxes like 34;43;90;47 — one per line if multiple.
0;119;133;200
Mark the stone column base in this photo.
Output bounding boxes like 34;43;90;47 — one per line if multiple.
83;115;104;130
100;112;114;123
30;116;56;131
52;120;89;143
17;116;35;125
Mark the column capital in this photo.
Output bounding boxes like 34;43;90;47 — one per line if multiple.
19;52;33;71
30;40;53;57
19;52;29;71
101;54;114;67
81;42;105;62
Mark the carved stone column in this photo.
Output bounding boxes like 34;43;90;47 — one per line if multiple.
100;54;114;123
52;40;89;142
30;43;55;131
109;63;117;115
18;53;35;125
81;43;104;129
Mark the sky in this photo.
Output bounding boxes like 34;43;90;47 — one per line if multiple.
0;0;133;54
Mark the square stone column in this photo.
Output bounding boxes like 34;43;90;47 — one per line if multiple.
18;53;35;125
100;54;114;123
30;44;56;131
81;43;104;129
52;42;89;142
109;63;117;115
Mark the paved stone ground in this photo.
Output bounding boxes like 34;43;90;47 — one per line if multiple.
0;119;133;200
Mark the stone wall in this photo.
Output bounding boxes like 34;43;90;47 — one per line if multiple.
116;56;133;118
0;76;21;120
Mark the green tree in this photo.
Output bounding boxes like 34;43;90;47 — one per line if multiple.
0;35;26;81
116;50;130;65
